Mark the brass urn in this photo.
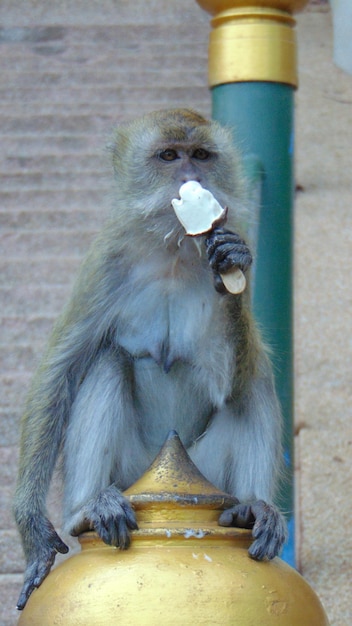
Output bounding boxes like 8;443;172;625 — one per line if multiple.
18;432;329;625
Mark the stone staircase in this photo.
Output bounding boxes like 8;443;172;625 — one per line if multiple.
0;6;210;623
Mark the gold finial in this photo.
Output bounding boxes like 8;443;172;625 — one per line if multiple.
124;430;237;510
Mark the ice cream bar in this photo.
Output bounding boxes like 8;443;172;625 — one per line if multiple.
172;181;246;295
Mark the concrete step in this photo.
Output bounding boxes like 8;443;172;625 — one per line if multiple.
1;447;69;524
1;286;76;316
0;0;211;26
0;485;15;531
0;317;55;345
0;209;103;231
0;530;25;574
0;88;208;113
0;445;18;481
2;230;97;257
0;64;206;87
0;188;108;210
0;24;207;49
0;345;40;373
0;170;110;191
1;373;33;409
0;51;207;75
0;114;115;135
0;87;208;115
0;573;23;626
0;409;21;446
0;257;82;285
0;101;208;125
0;134;106;155
0;153;108;173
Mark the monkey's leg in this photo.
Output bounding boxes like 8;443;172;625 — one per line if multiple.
63;350;147;547
189;390;287;560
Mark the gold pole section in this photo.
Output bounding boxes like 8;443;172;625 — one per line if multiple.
196;0;309;87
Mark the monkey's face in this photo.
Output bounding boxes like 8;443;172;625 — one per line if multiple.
153;143;218;195
111;109;245;238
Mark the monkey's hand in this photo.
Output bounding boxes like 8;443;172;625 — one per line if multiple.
205;228;252;294
17;516;69;610
218;500;287;560
78;484;138;549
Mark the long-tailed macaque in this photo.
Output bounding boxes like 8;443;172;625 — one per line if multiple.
14;109;287;610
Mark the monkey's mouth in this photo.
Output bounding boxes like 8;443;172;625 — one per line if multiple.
171;182;228;237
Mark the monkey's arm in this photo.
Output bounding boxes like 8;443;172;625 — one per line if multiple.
14;348;77;608
14;260;116;608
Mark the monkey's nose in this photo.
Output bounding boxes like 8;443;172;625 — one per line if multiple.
182;174;201;184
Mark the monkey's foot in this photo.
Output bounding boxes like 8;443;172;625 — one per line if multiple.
17;518;68;610
218;500;287;560
75;484;138;549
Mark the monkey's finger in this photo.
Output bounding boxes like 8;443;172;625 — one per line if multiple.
121;503;139;531
17;578;37;611
16;556;54;610
206;238;248;262
249;505;287;560
253;517;287;550
90;514;112;546
117;516;132;550
117;505;138;548
249;530;283;561
90;513;127;548
205;228;244;251
52;535;69;555
208;244;252;274
97;525;111;546
102;516;121;547
248;525;278;560
219;504;254;529
213;272;228;294
218;509;235;527
17;582;35;611
248;537;269;561
251;501;285;541
106;515;130;548
98;516;130;549
33;549;58;587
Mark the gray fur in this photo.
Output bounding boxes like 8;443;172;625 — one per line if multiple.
13;109;286;610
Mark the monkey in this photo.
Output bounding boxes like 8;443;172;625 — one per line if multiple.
13;108;287;610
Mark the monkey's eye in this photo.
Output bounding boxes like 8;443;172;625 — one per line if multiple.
192;148;210;160
159;149;179;162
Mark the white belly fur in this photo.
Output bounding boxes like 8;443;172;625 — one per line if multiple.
115;251;235;450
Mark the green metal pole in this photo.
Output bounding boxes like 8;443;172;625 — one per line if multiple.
196;0;309;566
212;82;295;563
